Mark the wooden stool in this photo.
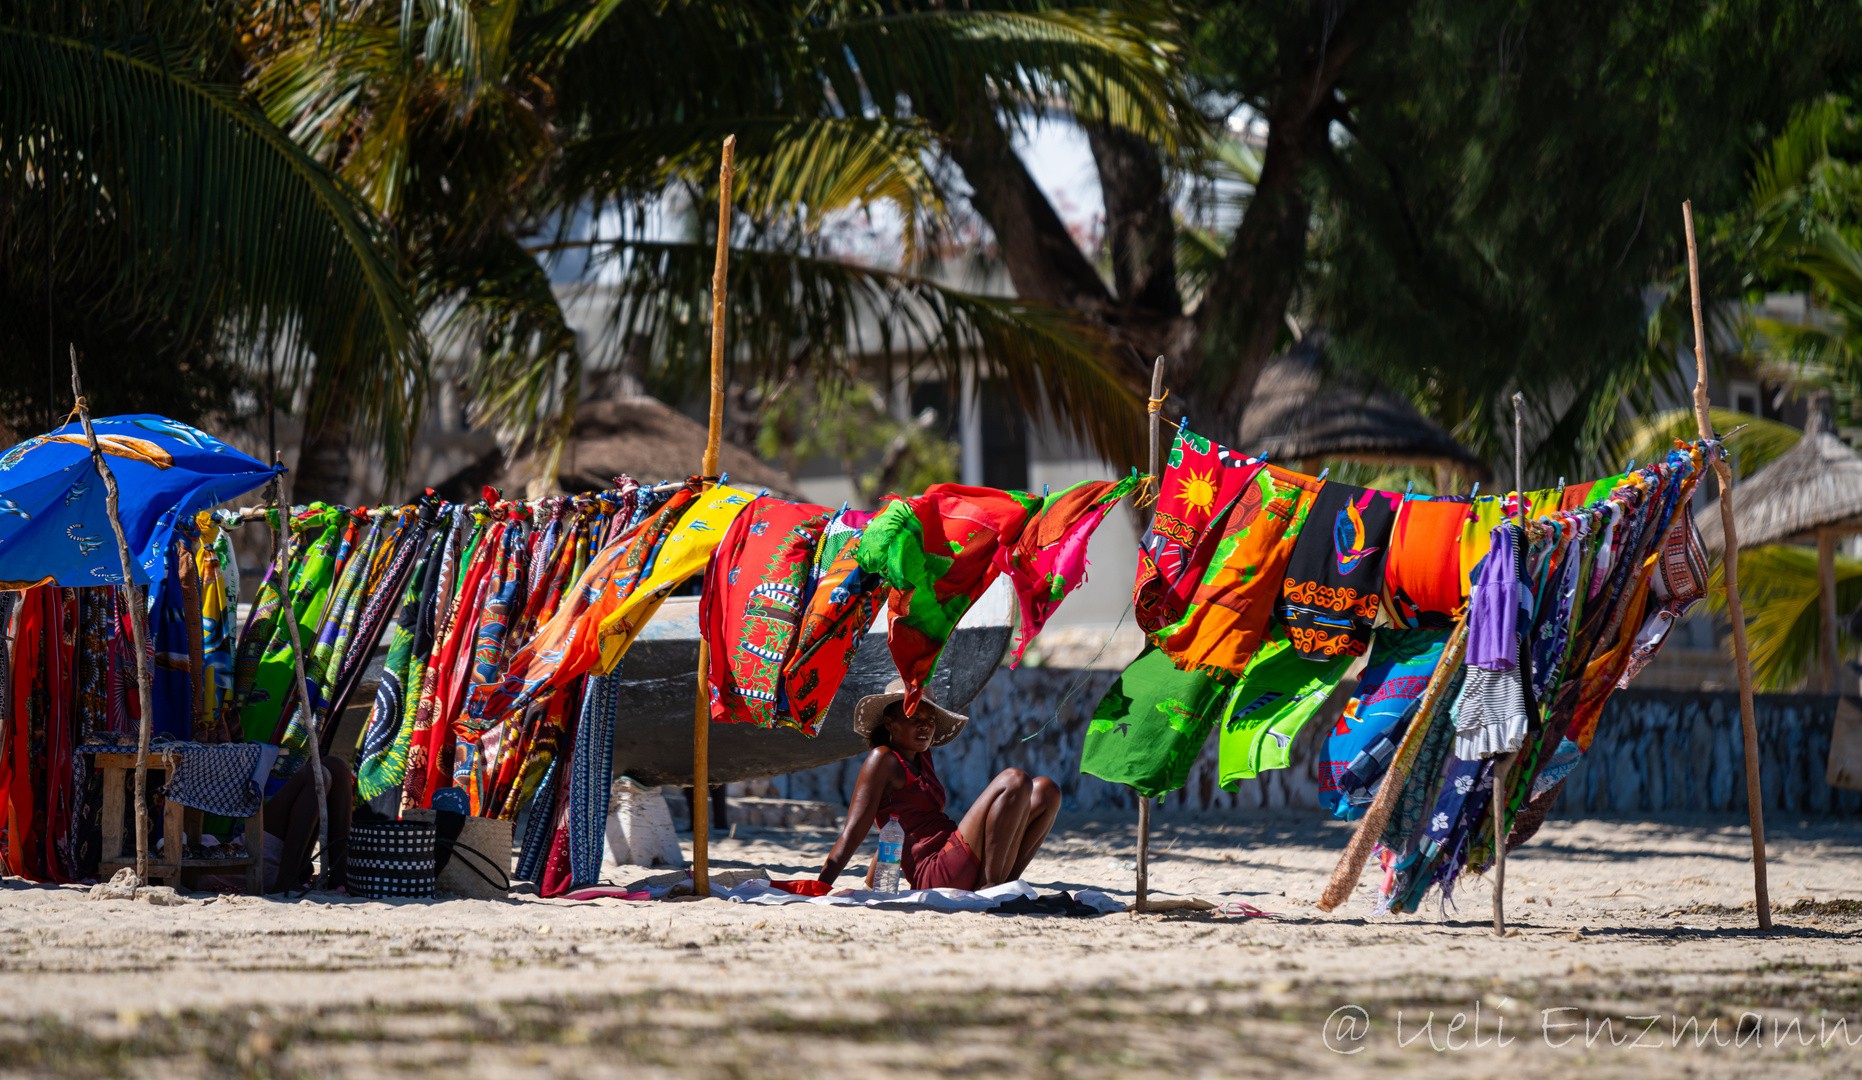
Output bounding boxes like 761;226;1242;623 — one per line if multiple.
92;751;264;894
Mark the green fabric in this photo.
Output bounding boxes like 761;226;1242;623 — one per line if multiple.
1216;630;1352;788
1080;643;1237;798
236;507;346;743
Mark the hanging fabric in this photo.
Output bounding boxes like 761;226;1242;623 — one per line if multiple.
1132;427;1263;637
1277;483;1401;661
855;484;1039;714
701;496;834;729
994;475;1141;665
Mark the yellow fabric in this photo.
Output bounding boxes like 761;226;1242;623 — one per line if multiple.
593;485;756;673
194;513;229;717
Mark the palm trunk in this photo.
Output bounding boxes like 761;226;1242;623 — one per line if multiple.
294;409;354;506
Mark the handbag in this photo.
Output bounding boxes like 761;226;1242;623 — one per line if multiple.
348;819;436;898
433;811;513;899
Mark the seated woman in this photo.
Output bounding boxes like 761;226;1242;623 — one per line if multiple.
262;753;353;893
817;682;1060;891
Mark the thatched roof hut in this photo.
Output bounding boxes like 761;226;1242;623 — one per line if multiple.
1698;399;1862;552
1235;337;1488;479
436;396;801;501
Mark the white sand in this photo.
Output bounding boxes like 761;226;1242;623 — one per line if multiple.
0;811;1856;1078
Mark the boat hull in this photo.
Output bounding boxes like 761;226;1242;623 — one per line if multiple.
611;579;1015;786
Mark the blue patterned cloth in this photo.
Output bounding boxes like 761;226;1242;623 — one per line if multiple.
0;414;277;586
568;672;620;888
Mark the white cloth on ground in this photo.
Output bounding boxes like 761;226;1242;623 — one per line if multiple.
718;879;1038;911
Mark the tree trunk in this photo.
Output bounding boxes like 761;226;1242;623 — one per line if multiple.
940;2;1404;447
1088;126;1180;320
294;409;354;505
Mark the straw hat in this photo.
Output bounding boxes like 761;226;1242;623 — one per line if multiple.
852;679;969;747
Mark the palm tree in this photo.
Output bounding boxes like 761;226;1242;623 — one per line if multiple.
251;0;1195;500
0;1;424;462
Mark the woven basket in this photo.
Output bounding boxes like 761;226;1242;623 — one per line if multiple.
348;820;436;898
436;815;513;899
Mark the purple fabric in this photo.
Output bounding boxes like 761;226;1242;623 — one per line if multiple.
1466;524;1520;671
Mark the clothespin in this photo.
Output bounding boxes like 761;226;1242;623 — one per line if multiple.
1470;482;1481;499
1317;467;1330;482
1405;480;1415;496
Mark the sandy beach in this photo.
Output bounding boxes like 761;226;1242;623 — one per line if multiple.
0;811;1856;1078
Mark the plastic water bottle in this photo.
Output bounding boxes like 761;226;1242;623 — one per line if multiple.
874;816;905;892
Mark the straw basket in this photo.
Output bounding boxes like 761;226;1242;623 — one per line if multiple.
436;815;513;899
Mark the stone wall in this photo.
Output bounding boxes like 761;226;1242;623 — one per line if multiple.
772;669;1862;818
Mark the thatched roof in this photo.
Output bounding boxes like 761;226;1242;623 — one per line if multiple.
437;396;801;502
1235;337;1488;477
1699;398;1862;552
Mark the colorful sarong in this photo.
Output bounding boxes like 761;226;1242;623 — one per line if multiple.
1216;630;1351;788
779;508;887;736
592;484;756;674
1278;483;1399;660
856;485;1039;713
465;481;705;723
1133;428;1262;636
1383;496;1470;628
1080;643;1237;799
1322;628;1448;819
996;476;1139;664
702;497;833;728
1155;464;1321;675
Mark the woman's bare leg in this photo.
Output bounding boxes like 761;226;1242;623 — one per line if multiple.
1006;776;1061;880
957;768;1037;887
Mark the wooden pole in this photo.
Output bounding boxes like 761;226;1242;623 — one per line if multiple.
692;134;736;899
1318;618;1468;911
1135;356;1164;913
1491;392;1527;936
271;452;328;891
1683;199;1771;932
70;350;154;881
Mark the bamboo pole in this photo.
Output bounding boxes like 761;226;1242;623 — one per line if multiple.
1318;618;1469;911
70;350;154;881
692;135;736;899
1683;199;1771;932
1134;356;1165;913
1491;392;1527;936
271;452;328;891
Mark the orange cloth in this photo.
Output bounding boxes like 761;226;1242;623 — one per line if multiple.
1157;464;1322;675
1383;497;1471;627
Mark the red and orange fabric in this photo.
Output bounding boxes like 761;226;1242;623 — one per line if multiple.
855;484;1039;713
1383;496;1472;628
1156;464;1322;676
1133;428;1264;636
464;481;700;727
995;475;1141;665
780;507;888;736
701;496;834;729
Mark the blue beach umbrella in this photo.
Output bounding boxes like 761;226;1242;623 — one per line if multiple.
0;414;279;588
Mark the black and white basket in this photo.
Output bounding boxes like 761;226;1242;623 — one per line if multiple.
348;820;436;898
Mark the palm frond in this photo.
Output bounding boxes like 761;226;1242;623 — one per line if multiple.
581;239;1145;468
1615;407;1801;482
553;117;945;255
0;13;427;472
1707;542;1862;690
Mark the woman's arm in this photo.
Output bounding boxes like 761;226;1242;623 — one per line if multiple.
816;749;900;884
